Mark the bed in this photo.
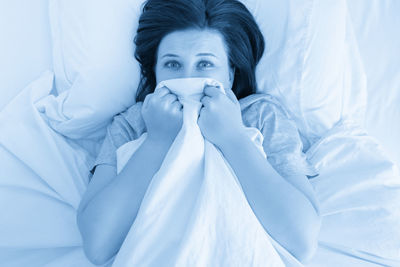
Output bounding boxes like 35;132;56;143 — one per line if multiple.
1;0;399;266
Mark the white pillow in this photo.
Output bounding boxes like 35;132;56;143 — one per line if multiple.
0;0;52;111
245;0;367;148
48;0;366;145
348;0;400;169
48;0;144;138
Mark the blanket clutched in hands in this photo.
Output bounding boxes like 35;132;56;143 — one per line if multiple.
3;74;399;267
112;78;300;267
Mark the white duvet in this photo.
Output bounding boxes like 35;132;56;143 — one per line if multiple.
112;78;296;267
306;121;400;266
0;72;97;267
1;72;400;266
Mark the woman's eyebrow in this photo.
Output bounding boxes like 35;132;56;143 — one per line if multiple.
196;53;217;58
162;53;179;58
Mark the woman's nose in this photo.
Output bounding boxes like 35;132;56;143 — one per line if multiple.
181;68;205;79
181;68;195;79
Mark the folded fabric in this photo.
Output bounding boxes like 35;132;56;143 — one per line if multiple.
35;62;137;141
305;120;400;266
0;71;97;266
112;78;299;266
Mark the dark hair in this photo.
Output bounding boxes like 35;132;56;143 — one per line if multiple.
134;0;265;102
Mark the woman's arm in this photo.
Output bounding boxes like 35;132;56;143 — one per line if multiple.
77;86;183;265
77;137;172;265
218;132;321;263
199;86;321;263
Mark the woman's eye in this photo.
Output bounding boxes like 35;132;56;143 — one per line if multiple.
198;61;213;69
165;61;181;69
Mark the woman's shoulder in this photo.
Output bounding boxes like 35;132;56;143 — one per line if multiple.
239;93;292;129
239;93;318;178
108;101;146;148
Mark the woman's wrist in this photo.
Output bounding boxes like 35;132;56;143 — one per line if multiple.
217;126;250;153
146;134;175;152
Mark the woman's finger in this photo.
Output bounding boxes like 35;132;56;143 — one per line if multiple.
143;92;153;109
162;93;178;104
172;99;183;111
201;95;212;107
225;87;239;104
154;86;170;98
204;85;222;98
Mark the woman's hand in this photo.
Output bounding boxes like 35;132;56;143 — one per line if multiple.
141;86;183;144
198;86;247;149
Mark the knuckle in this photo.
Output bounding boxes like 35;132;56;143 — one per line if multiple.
144;93;152;102
167;94;176;101
148;93;157;101
161;86;170;94
204;86;212;95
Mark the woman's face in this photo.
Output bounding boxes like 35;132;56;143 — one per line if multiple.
155;29;234;91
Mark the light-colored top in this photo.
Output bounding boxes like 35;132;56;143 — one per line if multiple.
92;93;317;179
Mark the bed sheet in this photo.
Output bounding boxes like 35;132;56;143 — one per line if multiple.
305;120;400;266
1;1;400;266
0;71;100;267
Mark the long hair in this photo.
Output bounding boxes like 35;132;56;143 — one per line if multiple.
134;0;265;102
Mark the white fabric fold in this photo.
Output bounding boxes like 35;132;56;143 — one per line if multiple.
0;71;97;266
306;120;400;266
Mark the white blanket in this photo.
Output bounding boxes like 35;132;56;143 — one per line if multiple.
306;120;400;266
112;78;295;267
0;71;98;266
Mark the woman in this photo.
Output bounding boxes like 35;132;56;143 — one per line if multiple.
77;0;321;265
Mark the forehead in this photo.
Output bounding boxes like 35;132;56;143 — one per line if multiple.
157;29;228;59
